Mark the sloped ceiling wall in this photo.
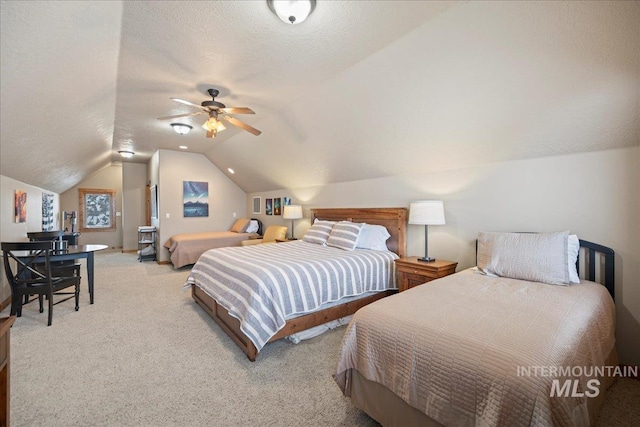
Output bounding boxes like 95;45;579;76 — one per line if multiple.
205;1;640;192
1;1;638;195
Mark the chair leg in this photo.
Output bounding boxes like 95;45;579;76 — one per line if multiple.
47;293;53;326
75;283;80;311
10;294;20;317
39;294;44;313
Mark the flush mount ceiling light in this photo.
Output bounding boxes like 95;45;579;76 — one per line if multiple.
171;123;193;135
267;0;316;25
118;150;134;158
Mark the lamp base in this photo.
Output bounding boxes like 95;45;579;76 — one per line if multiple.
417;257;436;263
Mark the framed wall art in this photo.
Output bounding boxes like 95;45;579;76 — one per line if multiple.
42;192;54;231
150;185;158;219
252;196;261;215
79;188;116;232
183;181;209;217
273;197;282;216
265;198;273;216
14;190;27;223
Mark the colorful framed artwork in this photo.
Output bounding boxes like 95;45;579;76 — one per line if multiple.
79;188;116;232
183;181;209;217
252;196;261;215
273;197;281;216
283;197;291;206
266;198;273;215
14;190;27;223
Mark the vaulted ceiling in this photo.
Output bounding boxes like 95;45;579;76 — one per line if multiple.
2;1;638;195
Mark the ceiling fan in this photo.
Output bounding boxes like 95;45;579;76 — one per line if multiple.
157;89;261;138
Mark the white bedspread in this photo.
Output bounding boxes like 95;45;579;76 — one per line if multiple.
334;269;616;427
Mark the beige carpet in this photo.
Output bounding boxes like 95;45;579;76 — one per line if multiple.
3;251;638;426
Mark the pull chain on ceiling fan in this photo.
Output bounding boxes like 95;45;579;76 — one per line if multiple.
157;89;261;138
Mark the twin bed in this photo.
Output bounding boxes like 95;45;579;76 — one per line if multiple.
164;219;262;268
184;207;617;426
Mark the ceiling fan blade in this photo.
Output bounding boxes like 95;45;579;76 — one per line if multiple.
221;115;262;136
218;107;255;114
171;98;206;109
156;111;205;120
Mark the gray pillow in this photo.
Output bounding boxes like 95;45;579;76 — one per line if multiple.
477;231;570;285
302;219;336;245
327;221;365;251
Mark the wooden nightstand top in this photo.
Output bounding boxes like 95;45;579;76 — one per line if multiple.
395;257;458;271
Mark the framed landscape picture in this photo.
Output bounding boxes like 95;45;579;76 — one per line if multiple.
273;197;281;216
266;198;273;215
183;181;209;217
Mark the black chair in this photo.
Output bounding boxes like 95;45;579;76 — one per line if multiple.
2;241;81;326
27;231;81;279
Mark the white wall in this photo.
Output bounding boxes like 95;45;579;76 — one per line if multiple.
155;149;247;263
0;174;60;302
60;164;123;248
248;146;640;366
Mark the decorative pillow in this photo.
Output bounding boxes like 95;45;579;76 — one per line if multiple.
568;234;580;283
356;224;391;251
302;219;336;245
262;225;287;242
327;221;365;251
245;220;259;234
230;218;250;233
477;231;570;285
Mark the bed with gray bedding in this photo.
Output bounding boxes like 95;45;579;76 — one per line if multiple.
334;234;617;427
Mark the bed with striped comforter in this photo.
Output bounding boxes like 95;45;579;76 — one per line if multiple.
185;240;398;352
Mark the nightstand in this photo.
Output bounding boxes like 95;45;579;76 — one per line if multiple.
395;258;458;292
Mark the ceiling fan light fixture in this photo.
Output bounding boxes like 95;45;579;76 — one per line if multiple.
202;118;226;133
268;0;316;25
118;150;134;158
171;123;193;135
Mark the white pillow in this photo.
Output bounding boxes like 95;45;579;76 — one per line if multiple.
568;234;580;283
356;224;390;251
302;219;336;245
477;231;570;285
245;220;259;234
327;221;364;251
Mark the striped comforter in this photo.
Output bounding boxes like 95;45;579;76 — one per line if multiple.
186;240;398;352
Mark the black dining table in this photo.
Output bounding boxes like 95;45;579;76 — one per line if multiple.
13;244;108;304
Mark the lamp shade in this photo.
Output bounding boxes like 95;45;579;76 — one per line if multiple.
408;201;445;225
282;204;303;220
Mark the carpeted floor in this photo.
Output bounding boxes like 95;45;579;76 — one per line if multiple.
3;251;638;426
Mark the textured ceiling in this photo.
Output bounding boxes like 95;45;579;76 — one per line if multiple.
1;1;638;195
1;0;456;194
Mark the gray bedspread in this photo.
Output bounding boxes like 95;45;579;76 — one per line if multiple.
186;240;398;351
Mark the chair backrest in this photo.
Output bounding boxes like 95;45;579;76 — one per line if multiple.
262;226;288;243
27;231;64;241
2;241;53;288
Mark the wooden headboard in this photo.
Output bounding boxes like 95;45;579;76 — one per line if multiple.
310;207;407;258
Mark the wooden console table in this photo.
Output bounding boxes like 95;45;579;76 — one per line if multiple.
0;316;16;427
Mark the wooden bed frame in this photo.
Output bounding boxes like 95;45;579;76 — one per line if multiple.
190;207;407;361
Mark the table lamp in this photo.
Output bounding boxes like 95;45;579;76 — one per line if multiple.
282;205;303;240
408;200;445;262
